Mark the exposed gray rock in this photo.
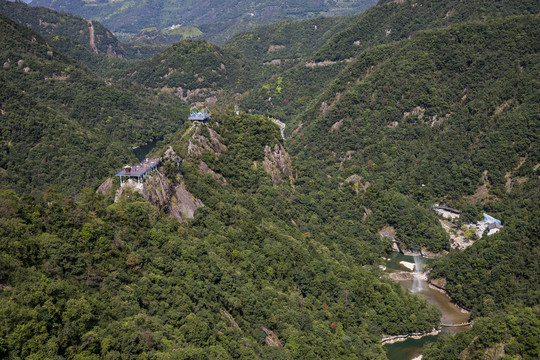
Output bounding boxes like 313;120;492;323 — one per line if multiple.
143;172;203;220
187;125;227;157
96;178;114;195
262;144;293;187
116;172;203;221
163;146;182;172
199;161;227;185
261;327;283;347
208;128;227;153
343;174;371;193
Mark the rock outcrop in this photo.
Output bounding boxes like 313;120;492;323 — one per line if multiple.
96;178;114;195
379;226;400;252
342;174;371;194
261;327;283;347
220;309;240;330
261;144;293;186
116;172;203;221
144;172;203;220
199;161;227;185
162;146;182;173
187;125;227;157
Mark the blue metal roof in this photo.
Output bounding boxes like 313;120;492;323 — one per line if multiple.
116;158;160;177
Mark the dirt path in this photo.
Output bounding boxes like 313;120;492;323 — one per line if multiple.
87;20;98;54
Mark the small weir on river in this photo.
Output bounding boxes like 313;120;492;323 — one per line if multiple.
411;255;424;294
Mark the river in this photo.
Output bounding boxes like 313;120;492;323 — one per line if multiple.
383;252;471;360
132;139;160;162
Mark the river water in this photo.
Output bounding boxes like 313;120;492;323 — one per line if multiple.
132;140;159;162
383;252;471;360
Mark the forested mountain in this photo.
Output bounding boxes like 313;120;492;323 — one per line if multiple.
224;15;356;63
0;0;168;72
0;112;441;359
424;306;539;360
286;14;539;252
234;0;540;121
119;39;263;105
29;0;377;42
0;0;126;57
312;0;540;62
0;12;187;194
281;11;539;357
0;0;539;358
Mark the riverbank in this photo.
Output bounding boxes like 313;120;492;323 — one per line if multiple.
427;280;472;313
391;241;442;258
382;329;440;345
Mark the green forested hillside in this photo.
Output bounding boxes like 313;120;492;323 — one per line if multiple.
313;0;540;62
235;0;540;122
0;112;441;359
224;15;356;63
422;178;539;358
0;12;187;193
1;0;539;359
0;0;126;57
0;0;166;75
424;307;539;360
429;184;539;314
286;15;539;250
29;0;377;42
121;39;265;103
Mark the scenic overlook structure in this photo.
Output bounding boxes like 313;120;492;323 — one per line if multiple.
188;107;212;122
115;158;160;184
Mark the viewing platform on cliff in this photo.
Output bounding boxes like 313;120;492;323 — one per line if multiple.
115;158;160;184
188;107;212;122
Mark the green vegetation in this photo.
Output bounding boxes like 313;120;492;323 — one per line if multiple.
287;15;539;251
224;15;355;63
0;112;441;359
0;0;539;358
0;0;126;57
127;26;204;46
164;25;202;38
423;307;539;360
232;0;540;126
428;181;540;314
120;39;269;103
30;0;377;43
0;12;187;194
313;0;540;62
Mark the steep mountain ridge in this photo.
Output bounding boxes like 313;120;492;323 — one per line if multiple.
235;0;540;121
120;39;264;106
224;15;356;63
0;12;187;193
0;0;126;57
0;111;442;359
0;1;538;359
313;0;540;62
291;15;539;196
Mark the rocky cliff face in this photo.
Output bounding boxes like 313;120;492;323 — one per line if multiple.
187;124;227;157
144;172;204;220
261;144;294;186
116;172;203;221
199;161;227;185
162;146;182;173
96;178;114;195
